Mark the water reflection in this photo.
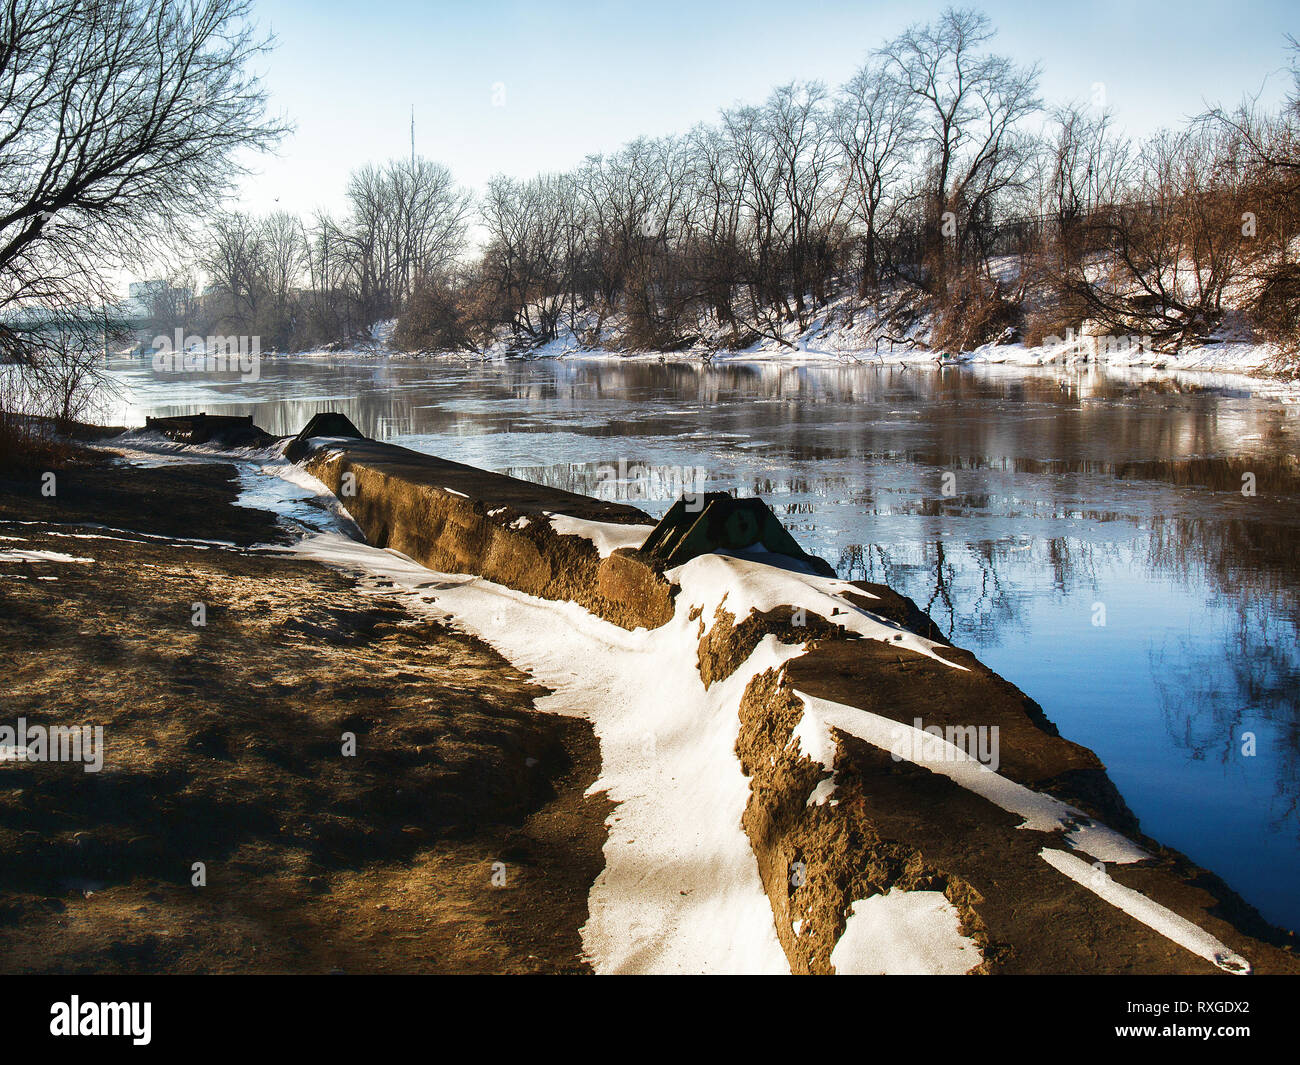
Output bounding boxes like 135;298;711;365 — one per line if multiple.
101;353;1300;929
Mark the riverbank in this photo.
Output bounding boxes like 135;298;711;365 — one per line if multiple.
255;298;1300;392
0;452;607;973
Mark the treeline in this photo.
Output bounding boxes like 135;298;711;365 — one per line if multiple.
158;8;1300;363
147;157;471;350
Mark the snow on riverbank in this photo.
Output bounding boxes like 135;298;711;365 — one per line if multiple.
101;442;1258;975
103;441;788;971
789;688;1251;974
790;689;1149;863
238;290;1300;396
1040;849;1250;974
673;551;966;670
830;889;982;975
288;527;794;974
95;441;780;972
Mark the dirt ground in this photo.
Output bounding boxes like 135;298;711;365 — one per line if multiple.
0;451;609;973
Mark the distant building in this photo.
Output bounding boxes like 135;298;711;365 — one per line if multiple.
122;279;193;325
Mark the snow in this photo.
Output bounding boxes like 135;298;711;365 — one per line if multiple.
1039;849;1251;975
285;528;794;974
805;775;838;807
830;889;982;975
0;548;93;564
545;513;654;558
789;689;1151;864
668;552;965;670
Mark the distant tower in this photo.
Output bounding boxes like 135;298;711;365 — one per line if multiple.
410;105;415;166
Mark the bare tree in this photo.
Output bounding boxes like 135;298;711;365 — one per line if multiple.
258;210;305;348
765;81;839;324
480;172;575;344
878;7;1040;286
1065;124;1258;350
344;157;471;322
200;211;268;328
834;59;919;292
1040;105;1134;263
0;0;286;357
1204;36;1300;356
140;271;201;338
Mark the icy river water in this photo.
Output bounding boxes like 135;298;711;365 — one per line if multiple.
101;353;1300;931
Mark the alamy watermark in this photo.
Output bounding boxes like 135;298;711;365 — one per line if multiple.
1043;327;1154;360
0;718;104;773
151;327;260;383
50;996;150;1045
594;459;708;510
890;717;1000;772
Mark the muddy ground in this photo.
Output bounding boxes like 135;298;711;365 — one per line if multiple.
0;451;609;973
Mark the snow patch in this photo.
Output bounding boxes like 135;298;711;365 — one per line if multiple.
830;889;982;975
668;553;963;670
789;689;1150;864
0;549;93;564
545;513;654;558
1039;849;1250;974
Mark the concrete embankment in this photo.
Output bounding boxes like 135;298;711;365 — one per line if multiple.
301;436;672;630
295;430;1299;975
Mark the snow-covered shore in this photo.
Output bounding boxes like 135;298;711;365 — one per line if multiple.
262;319;1300;402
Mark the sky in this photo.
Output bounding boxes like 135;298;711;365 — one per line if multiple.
233;0;1296;223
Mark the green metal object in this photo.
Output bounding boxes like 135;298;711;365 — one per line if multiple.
285;412;365;463
641;492;836;577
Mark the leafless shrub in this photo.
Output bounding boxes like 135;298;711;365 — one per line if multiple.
930;269;1020;352
392;274;472;353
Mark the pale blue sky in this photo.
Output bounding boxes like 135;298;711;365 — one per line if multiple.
237;0;1296;218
